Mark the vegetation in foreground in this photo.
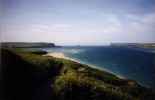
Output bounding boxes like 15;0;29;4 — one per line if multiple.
1;48;155;100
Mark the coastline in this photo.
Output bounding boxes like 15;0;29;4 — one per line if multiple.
44;52;125;79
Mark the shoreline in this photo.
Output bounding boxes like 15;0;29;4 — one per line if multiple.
44;52;125;79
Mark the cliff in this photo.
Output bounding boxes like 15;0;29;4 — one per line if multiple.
1;48;155;100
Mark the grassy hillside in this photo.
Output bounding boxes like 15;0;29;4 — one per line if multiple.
1;48;155;100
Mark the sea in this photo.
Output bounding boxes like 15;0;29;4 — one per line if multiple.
32;46;155;89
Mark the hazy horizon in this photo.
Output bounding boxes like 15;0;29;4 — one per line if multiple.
1;0;155;45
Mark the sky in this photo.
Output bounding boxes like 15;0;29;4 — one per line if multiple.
1;0;155;45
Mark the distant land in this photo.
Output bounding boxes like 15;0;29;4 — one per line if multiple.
110;43;155;49
1;42;155;48
1;42;56;48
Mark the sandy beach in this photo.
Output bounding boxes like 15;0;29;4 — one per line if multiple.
44;52;78;62
45;52;67;59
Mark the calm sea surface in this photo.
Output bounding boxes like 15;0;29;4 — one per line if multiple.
40;46;155;89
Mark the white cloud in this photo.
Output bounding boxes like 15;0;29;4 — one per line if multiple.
1;12;155;43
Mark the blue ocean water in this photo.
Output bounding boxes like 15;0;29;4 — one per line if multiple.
43;46;155;89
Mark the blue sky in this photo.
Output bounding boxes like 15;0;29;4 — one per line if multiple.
1;0;155;45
